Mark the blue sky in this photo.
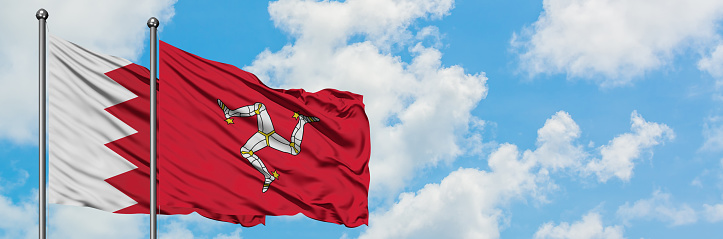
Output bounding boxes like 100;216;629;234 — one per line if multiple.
2;0;723;238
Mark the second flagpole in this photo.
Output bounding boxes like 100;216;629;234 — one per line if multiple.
147;17;159;239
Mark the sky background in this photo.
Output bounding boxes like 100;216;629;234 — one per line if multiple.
2;0;723;238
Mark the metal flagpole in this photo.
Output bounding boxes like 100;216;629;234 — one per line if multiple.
36;8;48;239
147;17;159;239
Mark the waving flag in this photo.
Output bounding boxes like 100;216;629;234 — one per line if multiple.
158;41;371;227
47;34;264;226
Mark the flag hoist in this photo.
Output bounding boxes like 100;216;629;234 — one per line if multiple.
147;16;159;239
36;8;48;239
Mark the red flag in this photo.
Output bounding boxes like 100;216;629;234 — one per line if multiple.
158;41;371;227
104;61;266;226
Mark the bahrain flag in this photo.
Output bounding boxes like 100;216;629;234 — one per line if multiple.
47;34;264;226
158;41;370;227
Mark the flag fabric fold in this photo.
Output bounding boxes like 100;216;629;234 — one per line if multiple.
158;41;370;227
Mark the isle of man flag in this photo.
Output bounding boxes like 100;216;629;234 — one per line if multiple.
158;41;370;227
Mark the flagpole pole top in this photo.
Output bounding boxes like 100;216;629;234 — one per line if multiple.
147;17;159;28
36;8;49;20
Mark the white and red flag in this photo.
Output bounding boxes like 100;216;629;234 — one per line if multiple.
47;34;264;226
48;33;139;211
47;34;371;227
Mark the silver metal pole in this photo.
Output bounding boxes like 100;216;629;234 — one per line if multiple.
36;8;48;239
147;17;159;239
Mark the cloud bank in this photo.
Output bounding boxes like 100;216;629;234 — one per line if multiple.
513;0;723;86
534;212;624;239
359;111;671;238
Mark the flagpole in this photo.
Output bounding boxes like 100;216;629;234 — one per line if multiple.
36;8;48;239
147;17;159;239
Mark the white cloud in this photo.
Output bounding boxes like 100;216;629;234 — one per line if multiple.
158;222;194;239
358;145;537;239
266;0;453;50
534;212;625;239
701;116;723;152
616;190;697;226
703;204;723;222
160;221;195;239
512;0;723;86
0;0;176;144
358;110;673;238
584;111;674;182
699;43;723;85
0;191;37;239
48;204;147;239
213;228;243;239
159;213;245;239
357;112;581;239
526;111;586;172
691;177;703;188
248;0;488;196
